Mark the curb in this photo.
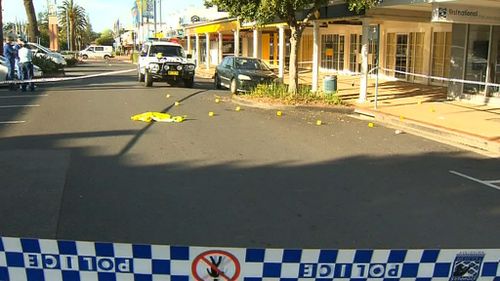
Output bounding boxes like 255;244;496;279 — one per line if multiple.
355;107;500;157
231;95;354;113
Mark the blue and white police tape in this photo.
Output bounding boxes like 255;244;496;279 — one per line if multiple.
0;236;499;281
0;69;136;85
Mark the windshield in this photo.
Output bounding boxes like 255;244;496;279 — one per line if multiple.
234;58;270;70
149;45;185;57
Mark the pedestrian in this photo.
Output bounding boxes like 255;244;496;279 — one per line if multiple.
17;39;35;92
14;38;23;80
3;36;17;90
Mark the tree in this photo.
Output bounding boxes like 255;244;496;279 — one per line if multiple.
37;11;50;47
95;29;115;46
23;0;40;41
345;0;380;13
205;0;327;94
58;0;88;51
0;0;3;56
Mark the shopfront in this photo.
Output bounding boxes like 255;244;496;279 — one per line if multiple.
432;3;500;104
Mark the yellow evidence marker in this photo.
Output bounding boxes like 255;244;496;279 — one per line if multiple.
208;111;215;117
215;98;220;103
174;101;180;106
235;106;241;111
368;122;374;128
276;111;283;116
316;120;322;126
166;94;171;98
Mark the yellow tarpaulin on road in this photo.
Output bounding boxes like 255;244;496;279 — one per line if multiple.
131;112;186;123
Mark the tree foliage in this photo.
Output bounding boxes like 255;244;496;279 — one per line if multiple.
205;0;327;94
95;29;115;46
58;0;88;51
345;0;380;13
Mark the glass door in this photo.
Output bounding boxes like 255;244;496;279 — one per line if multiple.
464;25;490;94
395;34;408;79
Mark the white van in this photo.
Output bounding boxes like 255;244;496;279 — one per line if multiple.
79;45;113;60
27;42;67;66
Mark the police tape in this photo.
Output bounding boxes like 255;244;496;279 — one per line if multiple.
378;67;500;88
0;69;137;85
0;236;499;281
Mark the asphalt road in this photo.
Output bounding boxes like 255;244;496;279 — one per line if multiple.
0;61;499;249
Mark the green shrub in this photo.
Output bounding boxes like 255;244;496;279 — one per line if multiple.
65;57;79;67
247;82;343;105
32;55;65;75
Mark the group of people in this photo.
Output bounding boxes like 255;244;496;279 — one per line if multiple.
3;36;35;92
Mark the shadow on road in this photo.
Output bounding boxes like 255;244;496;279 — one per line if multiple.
0;128;499;249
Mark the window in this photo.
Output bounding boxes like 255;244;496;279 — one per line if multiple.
431;32;452;84
149;45;185;57
408;32;425;81
234;58;269;70
321;34;345;71
95;47;104;52
349;34;361;73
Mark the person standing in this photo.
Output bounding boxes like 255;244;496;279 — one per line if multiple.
17;40;35;92
3;37;17;90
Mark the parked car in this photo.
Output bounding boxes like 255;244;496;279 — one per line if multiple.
137;41;195;88
0;56;43;79
27;42;67;66
79;45;113;60
214;56;278;94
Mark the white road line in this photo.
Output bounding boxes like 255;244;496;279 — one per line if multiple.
0;95;48;98
0;104;40;108
485;180;500;184
449;170;500;191
0;121;26;124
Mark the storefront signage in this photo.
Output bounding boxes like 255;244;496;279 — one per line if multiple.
432;3;500;25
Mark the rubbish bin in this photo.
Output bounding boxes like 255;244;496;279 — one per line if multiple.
323;75;337;94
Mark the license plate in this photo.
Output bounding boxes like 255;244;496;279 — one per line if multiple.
167;71;179;76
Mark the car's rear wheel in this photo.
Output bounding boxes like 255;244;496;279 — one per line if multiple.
214;73;222;89
230;78;238;95
144;71;153;87
138;70;144;82
184;77;194;88
104;55;110;60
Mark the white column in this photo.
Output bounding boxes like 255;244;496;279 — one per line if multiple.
187;34;191;54
253;28;262;58
359;20;370;103
205;32;210;69
312;21;320;92
242;35;249;57
218;32;223;64
195;34;200;67
278;25;285;79
234;29;240;57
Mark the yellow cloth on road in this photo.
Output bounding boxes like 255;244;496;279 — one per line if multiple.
130;112;186;123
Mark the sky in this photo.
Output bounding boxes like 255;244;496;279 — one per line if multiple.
3;0;203;32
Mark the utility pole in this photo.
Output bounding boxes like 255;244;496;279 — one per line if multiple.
159;0;162;35
153;0;157;36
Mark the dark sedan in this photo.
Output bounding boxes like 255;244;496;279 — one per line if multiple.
214;56;278;94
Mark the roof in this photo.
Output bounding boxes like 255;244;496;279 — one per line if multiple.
144;41;182;47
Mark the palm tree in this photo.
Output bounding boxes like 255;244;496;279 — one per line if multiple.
23;0;40;41
0;0;3;55
58;0;87;51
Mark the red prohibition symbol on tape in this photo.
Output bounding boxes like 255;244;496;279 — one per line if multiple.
191;250;241;281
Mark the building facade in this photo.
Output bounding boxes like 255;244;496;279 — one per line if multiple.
183;0;500;106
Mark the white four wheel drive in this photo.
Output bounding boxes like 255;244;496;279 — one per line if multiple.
137;41;196;88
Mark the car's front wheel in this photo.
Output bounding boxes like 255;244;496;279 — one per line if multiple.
214;73;222;89
184;77;194;88
144;71;153;87
82;54;88;60
138;70;144;82
230;78;238;95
